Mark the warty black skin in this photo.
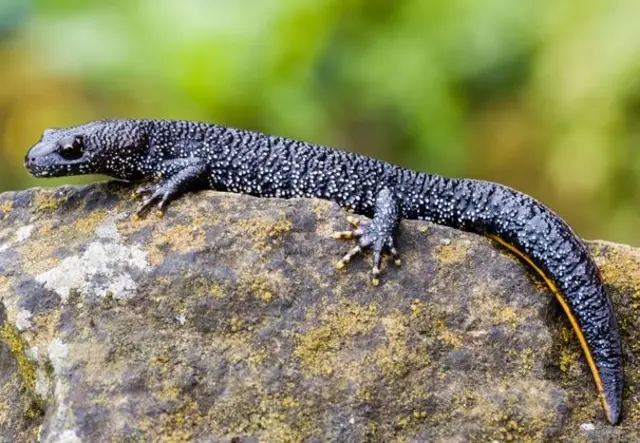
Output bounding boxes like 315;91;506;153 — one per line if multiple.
24;118;624;424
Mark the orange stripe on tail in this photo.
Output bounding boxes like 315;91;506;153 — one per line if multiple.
487;234;611;421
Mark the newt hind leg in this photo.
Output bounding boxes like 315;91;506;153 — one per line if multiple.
332;187;401;285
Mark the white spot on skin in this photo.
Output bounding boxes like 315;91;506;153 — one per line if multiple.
36;241;148;302
15;224;34;242
58;429;82;443
15;308;33;331
48;338;69;374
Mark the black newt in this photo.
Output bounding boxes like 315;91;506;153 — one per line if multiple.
24;118;624;423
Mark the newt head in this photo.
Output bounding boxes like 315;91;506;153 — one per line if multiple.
25;119;150;181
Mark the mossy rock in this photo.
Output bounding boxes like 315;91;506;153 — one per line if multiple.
0;182;638;442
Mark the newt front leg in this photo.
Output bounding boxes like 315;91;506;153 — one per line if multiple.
134;158;208;216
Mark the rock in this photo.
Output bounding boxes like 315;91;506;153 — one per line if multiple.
0;182;638;442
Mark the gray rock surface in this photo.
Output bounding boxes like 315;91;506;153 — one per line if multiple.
0;182;638;442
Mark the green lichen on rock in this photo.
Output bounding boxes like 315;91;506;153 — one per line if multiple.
0;342;40;441
0;323;44;417
0;200;13;220
30;188;65;214
0;182;638;442
294;300;379;377
236;213;293;251
431;237;473;265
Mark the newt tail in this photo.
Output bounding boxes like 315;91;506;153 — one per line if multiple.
24;118;624;423
489;234;622;424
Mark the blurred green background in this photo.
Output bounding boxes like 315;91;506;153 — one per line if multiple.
1;0;639;244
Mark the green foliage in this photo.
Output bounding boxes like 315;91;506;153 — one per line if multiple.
1;0;639;244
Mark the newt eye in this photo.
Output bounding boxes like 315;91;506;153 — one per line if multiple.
59;136;84;160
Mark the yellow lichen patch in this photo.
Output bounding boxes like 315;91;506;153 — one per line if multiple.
216;193;233;211
146;247;165;267
185;204;225;233
238;274;279;303
433;319;463;349
0;322;44;418
255;396;321;441
310;199;337;237
204;379;321;442
493;306;520;330
116;211;158;237
408;299;439;326
396;409;429;430
17;241;59;275
295;326;335;376
311;198;332;219
30;309;62;354
155;276;172;286
149;345;173;369
558;347;581;374
18;211;111;274
491;414;526;442
460;380;556;442
467;284;527;333
238;408;303;441
160;224;206;254
36;222;54;239
596;245;640;293
432;239;473;265
294;301;379;377
187;276;227;300
280;394;299;409
370;313;431;377
147;223;207;265
229;316;243;332
626;395;640;424
246;346;267;371
557;326;582;376
409;299;425;318
519;347;535;374
63;210;109;237
138;386;203;442
355;387;372;402
209;282;225;299
214;328;272;376
31;190;64;214
34;210;110;245
0;200;13;219
236;214;292;251
0;276;10;295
